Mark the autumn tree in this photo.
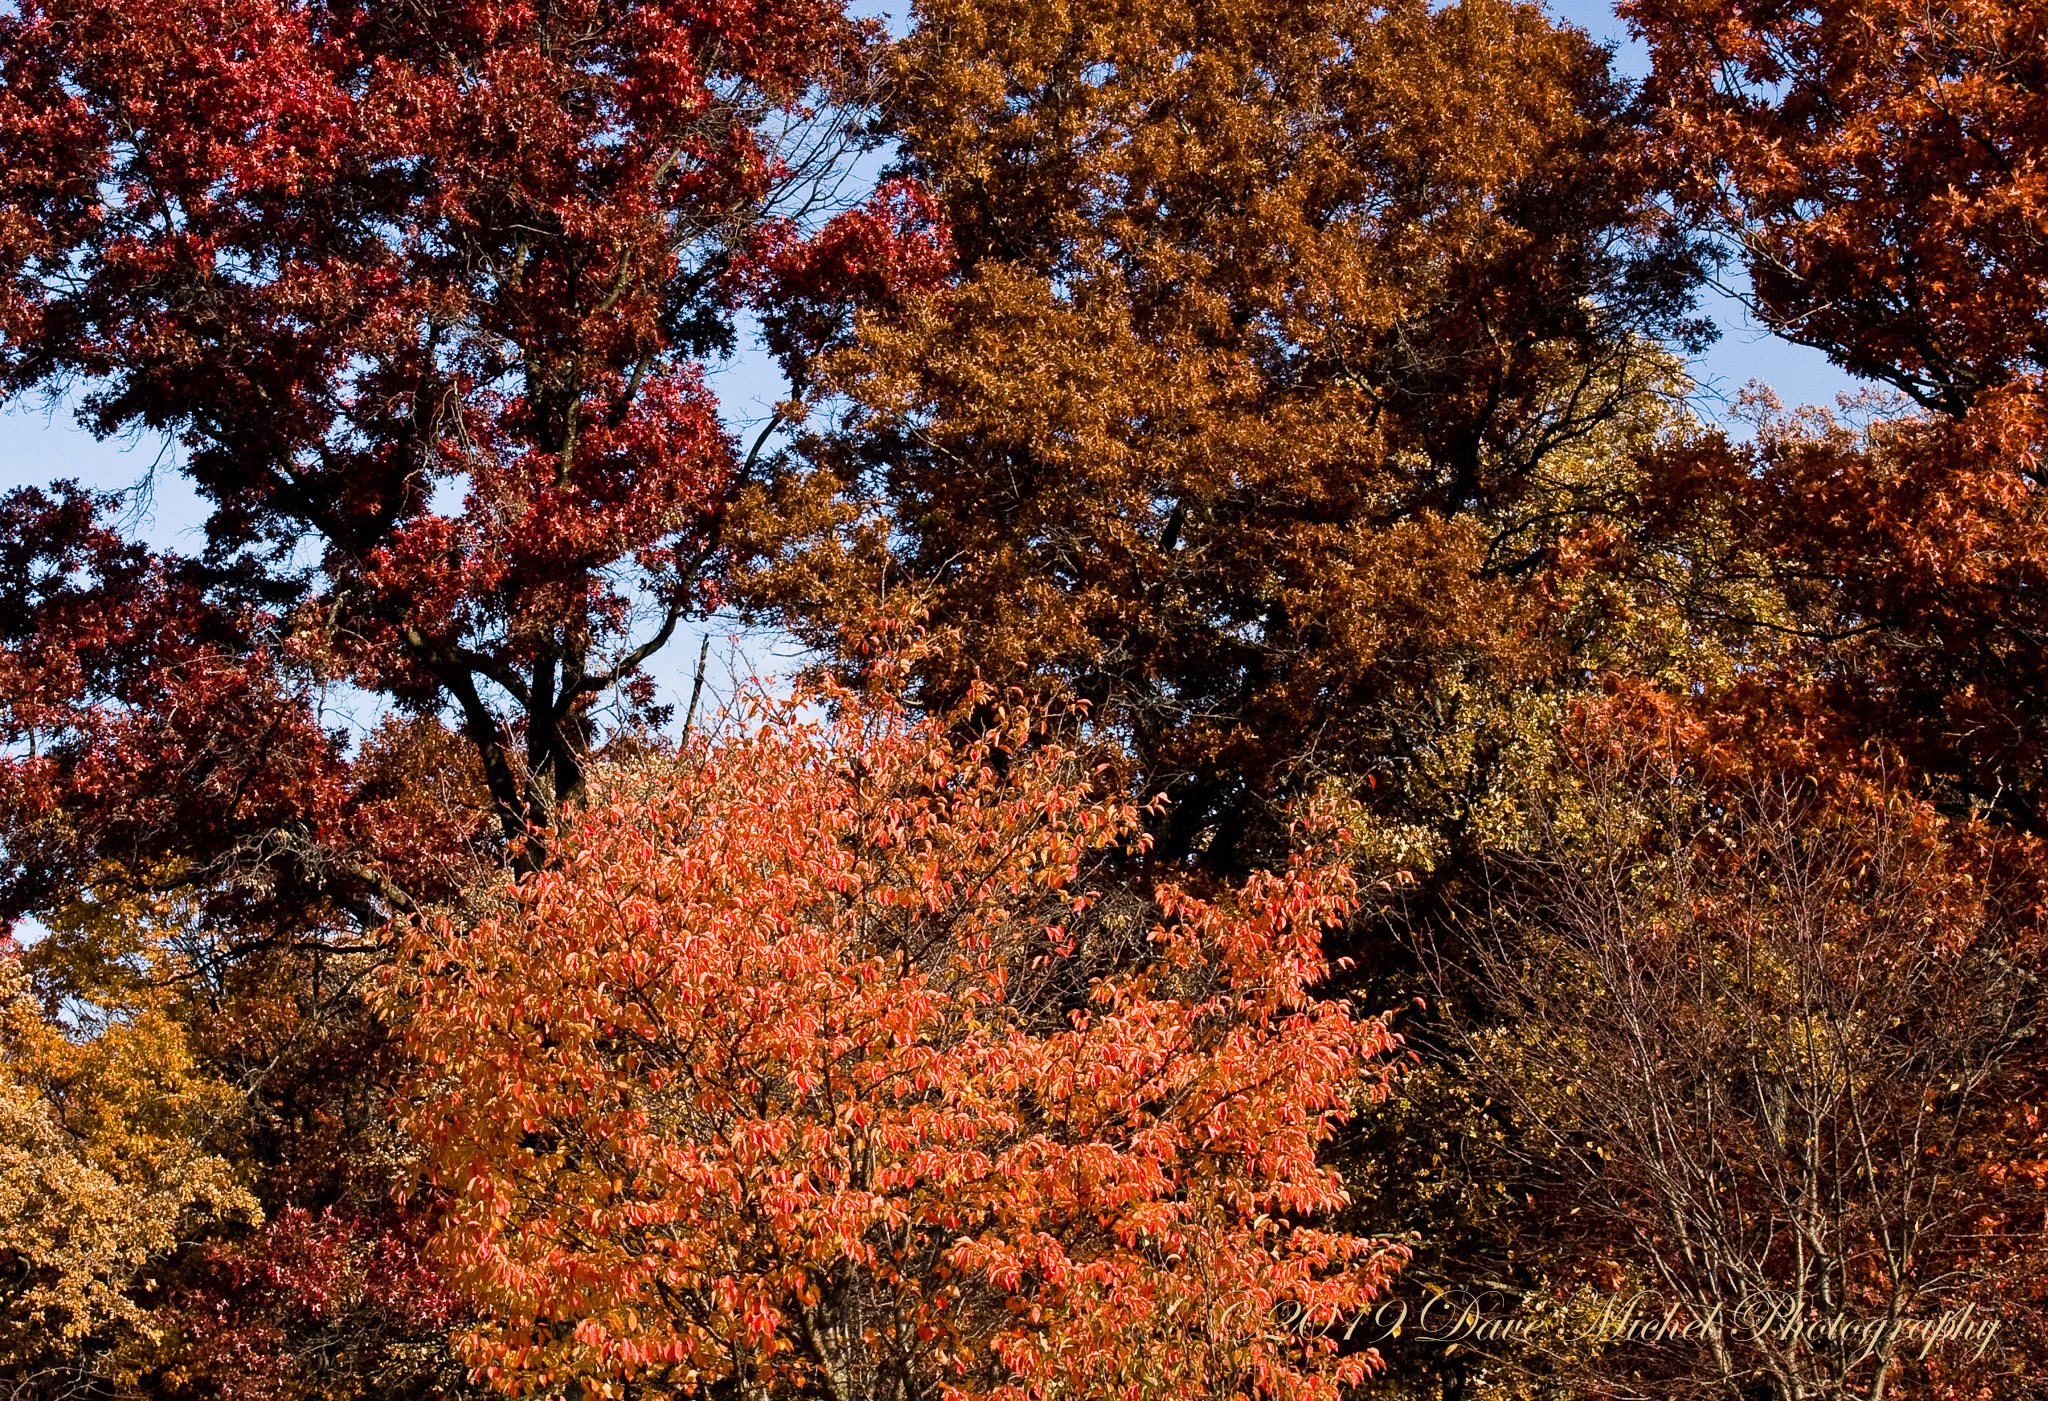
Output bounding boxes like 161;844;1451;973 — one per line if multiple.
1435;697;2048;1401
0;482;494;940
1588;23;2048;1377
12;0;2045;1396
1624;0;2048;418
741;0;1712;874
388;644;1409;1401
0;857;478;1401
0;933;256;1396
1626;395;2048;834
0;0;928;868
1621;0;2048;829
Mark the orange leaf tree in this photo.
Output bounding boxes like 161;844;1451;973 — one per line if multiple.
737;0;1713;876
388;645;1407;1400
1637;396;2048;830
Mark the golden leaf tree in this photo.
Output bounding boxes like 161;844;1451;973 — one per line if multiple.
740;0;1713;873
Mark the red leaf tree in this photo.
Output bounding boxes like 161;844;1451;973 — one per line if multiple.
0;0;925;862
0;481;484;934
0;4;945;1387
388;644;1408;1401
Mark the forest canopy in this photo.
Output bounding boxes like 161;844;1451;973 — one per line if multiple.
1;1;2044;1399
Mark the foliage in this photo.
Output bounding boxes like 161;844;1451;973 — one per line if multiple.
0;0;902;856
0;947;255;1393
5;0;2048;1394
140;1206;471;1401
1626;0;2048;832
739;0;1712;872
1444;696;2048;1400
0;483;496;940
389;648;1408;1400
1625;0;2048;417
1636;390;2048;835
0;0;919;1387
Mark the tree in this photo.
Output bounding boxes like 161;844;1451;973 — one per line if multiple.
388;642;1409;1401
1622;0;2048;830
1632;393;2048;831
0;862;475;1401
0;0;909;863
0;946;256;1396
739;0;1713;876
140;1205;472;1401
0;480;499;1397
0;481;490;936
1440;694;2048;1401
1624;0;2048;419
0;2;939;1390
